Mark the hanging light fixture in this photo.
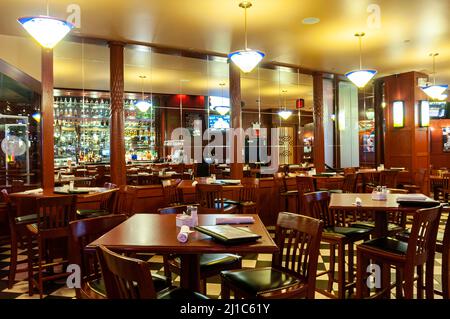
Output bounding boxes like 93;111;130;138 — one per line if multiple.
278;89;292;120
214;83;230;116
345;33;377;88
17;1;74;49
228;1;265;73
421;53;448;100
135;75;151;112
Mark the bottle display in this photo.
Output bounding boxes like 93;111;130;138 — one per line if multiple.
53;93;157;166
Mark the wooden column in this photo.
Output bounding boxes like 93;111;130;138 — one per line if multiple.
229;63;243;179
41;48;54;192
109;42;127;186
313;72;325;173
383;71;430;190
374;79;385;166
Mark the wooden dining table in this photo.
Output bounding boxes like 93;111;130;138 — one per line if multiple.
86;213;278;292
329;193;436;238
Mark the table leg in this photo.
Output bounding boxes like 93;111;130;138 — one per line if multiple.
373;211;388;238
179;254;200;292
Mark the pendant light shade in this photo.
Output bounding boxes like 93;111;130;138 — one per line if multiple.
229;2;264;73
213;82;230;115
278;110;293;120
229;49;265;73
18;16;74;48
345;33;377;88
421;85;448;100
421;53;448;100
135;100;151;113
135;75;151;112
345;69;377;88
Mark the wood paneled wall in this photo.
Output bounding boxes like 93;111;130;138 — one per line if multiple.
383;71;430;188
430;119;450;169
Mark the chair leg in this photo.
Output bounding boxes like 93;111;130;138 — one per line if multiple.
328;243;336;293
395;267;403;298
27;236;34;296
8;232;18;289
337;242;345;299
38;240;44;299
356;249;368;298
347;242;355;296
221;280;231;299
403;267;415;299
425;255;436;299
417;265;424;299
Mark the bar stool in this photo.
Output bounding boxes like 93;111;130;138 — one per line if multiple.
273;172;298;213
295;176;315;214
356;205;442;299
304;191;372;298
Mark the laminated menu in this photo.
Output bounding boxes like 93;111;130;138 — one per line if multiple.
194;225;261;244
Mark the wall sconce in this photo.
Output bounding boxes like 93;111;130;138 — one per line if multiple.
419;100;430;127
393;100;405;128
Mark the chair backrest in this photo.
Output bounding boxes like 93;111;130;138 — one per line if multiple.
443;173;450;190
406;205;442;267
158;205;192;215
296;176;315;195
303;191;334;228
69;214;127;298
36;195;77;233
239;178;259;203
196;183;225;213
342;173;357;193
439;207;450;298
11;180;25;193
113;186;137;217
273;212;323;298
96;245;157;299
161;179;183;206
273;172;287;193
379;170;399;188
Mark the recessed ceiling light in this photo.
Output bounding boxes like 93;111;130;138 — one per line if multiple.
302;17;320;25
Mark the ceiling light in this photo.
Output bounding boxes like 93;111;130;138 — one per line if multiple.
278;89;292;120
135;75;151;112
228;2;265;73
278;110;293;120
421;53;448;100
365;108;375;120
345;33;377;88
213;83;230;115
302;17;320;25
17;16;74;48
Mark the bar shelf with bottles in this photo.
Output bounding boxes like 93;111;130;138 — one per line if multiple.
53;91;157;167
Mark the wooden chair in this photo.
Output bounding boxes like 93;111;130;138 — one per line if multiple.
436;206;450;298
303;191;372;299
112;186;137;216
69;214;128;299
161;179;183;206
226;178;259;214
196;184;238;214
221;212;323;299
296;176;315;214
274;172;298;213
2;189;38;289
96;245;208;299
380;170;399;188
158;205;242;294
26;195;77;298
403;169;427;194
76;189;117;219
356;205;442;299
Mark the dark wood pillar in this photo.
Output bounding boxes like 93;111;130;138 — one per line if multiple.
383;71;430;191
313;72;325;173
374;79;385;166
229;63;243;179
109;42;127;186
41;48;54;192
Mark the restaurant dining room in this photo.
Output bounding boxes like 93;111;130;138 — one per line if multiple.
0;0;449;313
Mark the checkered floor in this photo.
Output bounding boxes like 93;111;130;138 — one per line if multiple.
0;215;447;299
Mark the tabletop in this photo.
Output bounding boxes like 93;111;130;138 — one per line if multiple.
87;214;278;254
329;193;433;211
8;187;114;199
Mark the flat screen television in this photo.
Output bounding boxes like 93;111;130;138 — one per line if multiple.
209;115;231;130
429;101;448;119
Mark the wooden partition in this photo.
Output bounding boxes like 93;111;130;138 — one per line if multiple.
382;71;430;191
